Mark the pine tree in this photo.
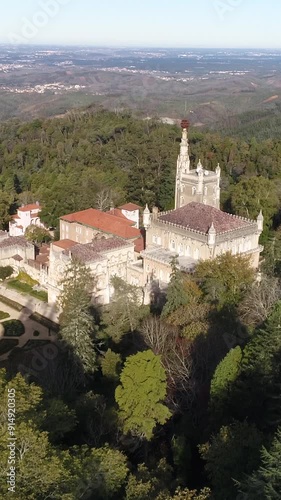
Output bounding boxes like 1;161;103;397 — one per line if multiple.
238;427;281;499
58;259;97;373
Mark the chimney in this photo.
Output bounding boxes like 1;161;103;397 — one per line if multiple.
152;206;159;221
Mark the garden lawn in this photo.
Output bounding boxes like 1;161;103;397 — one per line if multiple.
7;280;48;302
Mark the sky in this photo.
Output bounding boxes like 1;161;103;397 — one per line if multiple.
0;0;280;48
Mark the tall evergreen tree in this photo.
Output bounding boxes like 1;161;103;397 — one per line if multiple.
238;427;281;499
58;259;97;373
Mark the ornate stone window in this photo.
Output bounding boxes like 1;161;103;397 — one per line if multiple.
194;248;199;260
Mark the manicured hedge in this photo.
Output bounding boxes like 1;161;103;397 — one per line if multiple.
0;295;23;312
3;320;25;337
29;312;59;333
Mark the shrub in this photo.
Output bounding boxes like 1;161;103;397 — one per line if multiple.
0;339;18;355
0;311;10;320
3;320;25;337
0;266;14;281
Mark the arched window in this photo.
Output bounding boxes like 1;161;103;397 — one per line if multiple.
192;186;196;195
185;245;190;257
204;186;208;195
194;248;199;260
179;243;184;256
181;196;184;207
171;240;176;250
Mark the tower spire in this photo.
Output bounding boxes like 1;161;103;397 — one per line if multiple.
177;119;191;174
175;119;191;209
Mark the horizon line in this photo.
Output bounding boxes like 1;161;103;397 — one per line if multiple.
1;42;281;51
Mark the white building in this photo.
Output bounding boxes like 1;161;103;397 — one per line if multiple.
9;202;45;237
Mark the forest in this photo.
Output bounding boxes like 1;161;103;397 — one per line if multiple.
1;107;281;233
1;108;281;498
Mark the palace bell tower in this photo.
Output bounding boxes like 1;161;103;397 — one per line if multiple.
175;120;221;209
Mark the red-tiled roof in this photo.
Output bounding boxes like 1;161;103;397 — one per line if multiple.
159;202;255;234
12;215;20;220
0;237;29;249
36;254;49;264
70;237;133;263
61;208;141;240
119;203;142;211
106;208;129;220
134;236;145;253
12;254;23;262
18;203;41;212
53;239;78;250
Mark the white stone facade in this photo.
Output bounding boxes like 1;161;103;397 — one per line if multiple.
9;202;45;237
175;124;221;209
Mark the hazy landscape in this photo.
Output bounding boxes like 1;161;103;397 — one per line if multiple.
1;45;281;138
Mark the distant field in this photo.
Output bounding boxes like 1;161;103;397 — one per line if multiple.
1;46;281;136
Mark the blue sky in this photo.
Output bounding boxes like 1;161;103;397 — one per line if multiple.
1;0;280;48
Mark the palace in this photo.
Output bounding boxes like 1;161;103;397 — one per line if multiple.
0;121;263;308
45;120;263;306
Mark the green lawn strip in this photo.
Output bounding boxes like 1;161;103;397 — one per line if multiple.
7;280;48;302
0;311;10;320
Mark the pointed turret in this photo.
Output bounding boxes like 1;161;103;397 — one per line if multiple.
143;204;151;230
208;222;216;247
196;159;203;173
177;120;191;175
197;159;204;194
257;210;264;233
175;120;191;209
